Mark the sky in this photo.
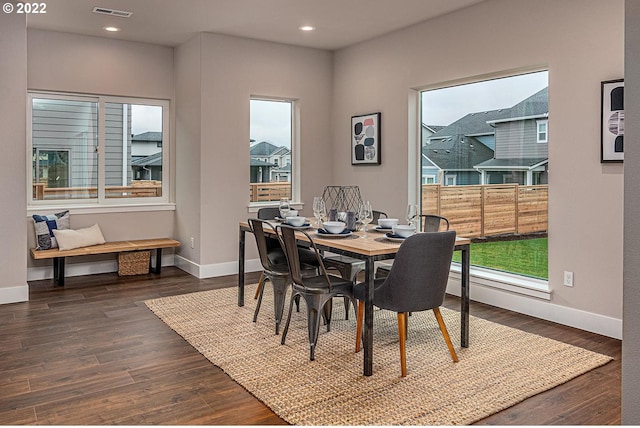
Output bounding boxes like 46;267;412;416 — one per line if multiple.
250;99;292;148
131;104;162;135
421;70;549;126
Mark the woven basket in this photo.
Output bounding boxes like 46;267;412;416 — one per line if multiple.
118;250;150;276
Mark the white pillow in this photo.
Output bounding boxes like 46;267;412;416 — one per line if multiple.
53;224;106;251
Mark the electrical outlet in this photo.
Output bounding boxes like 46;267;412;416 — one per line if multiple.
563;271;574;287
190;237;195;249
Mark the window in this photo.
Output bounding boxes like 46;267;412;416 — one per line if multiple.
249;98;296;204
28;93;169;205
420;70;548;280
537;119;548;143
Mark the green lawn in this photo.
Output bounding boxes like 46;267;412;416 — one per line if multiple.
452;237;548;279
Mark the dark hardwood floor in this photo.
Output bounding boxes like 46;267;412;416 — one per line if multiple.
0;267;620;425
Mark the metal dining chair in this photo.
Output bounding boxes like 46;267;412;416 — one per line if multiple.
376;214;450;278
354;230;459;377
277;224;357;361
249;218;316;335
372;210;388;224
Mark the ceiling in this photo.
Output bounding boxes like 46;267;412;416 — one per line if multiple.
26;0;485;50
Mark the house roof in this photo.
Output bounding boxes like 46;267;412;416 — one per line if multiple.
422;135;494;170
131;151;162;167
474;157;548;170
250;141;280;156
249;158;274;167
132;131;162;142
427;87;549;140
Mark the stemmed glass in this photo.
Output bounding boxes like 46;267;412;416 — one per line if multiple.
279;197;290;219
406;204;418;227
359;201;373;237
312;197;326;228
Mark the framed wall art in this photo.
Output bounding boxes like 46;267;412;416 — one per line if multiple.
601;78;624;163
351;112;381;165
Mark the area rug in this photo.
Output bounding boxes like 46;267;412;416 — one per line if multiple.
145;284;612;425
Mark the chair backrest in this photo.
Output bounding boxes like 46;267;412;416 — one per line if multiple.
257;207;280;220
248;218;279;271
276;225;330;288
420;214;450;232
372;210;388;224
376;230;456;313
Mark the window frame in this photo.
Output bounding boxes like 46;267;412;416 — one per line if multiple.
537;119;549;143
248;96;300;207
27;91;170;208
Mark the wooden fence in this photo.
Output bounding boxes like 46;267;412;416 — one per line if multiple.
33;181;162;200
249;182;290;202
422;183;548;238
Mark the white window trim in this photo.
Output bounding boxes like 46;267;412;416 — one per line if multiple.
27;91;170;209
537;119;548;143
248;96;300;207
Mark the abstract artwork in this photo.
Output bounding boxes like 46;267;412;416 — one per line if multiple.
351;112;381;165
601;79;624;163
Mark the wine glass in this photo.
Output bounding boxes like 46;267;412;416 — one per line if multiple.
359;201;373;237
279;197;290;219
312;197;326;228
406;204;418;227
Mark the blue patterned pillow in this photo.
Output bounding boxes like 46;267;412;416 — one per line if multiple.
32;210;70;250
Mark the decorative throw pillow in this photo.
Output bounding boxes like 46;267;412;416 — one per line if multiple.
32;210;70;250
53;224;106;251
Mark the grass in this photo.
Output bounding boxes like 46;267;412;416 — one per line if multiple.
452;237;548;279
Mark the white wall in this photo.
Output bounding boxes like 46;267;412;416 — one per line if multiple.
332;0;624;321
0;12;28;303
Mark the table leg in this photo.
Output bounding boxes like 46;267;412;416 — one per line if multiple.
460;244;470;348
363;256;374;376
238;226;246;307
53;257;65;287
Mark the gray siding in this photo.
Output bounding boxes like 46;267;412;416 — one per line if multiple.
32;98;98;189
494;119;548;159
105;103;132;186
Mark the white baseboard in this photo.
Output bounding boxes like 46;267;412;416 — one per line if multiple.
174;255;262;279
0;284;29;304
446;277;622;340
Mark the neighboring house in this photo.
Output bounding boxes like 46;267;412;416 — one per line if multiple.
249;141;291;183
131;131;163;181
475;88;549;185
423;87;549;185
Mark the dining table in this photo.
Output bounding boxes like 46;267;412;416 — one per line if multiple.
237;220;471;377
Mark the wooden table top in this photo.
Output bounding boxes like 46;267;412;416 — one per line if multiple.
240;221;469;257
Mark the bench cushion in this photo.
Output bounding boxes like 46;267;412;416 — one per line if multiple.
32;210;70;250
53;224;106;251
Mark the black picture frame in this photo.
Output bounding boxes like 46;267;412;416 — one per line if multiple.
601;79;624;163
351;112;381;165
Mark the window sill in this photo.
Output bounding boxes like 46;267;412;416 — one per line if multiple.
27;202;176;216
449;262;551;300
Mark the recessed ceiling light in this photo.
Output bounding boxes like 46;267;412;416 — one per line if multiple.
298;25;315;32
103;26;121;32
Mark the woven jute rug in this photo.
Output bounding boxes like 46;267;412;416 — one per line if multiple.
145;284;612;425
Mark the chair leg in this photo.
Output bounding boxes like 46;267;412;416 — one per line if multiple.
355;300;364;353
433;307;459;362
323;299;333;332
253;276;267;323
280;292;298;346
254;272;265;299
398;312;408;377
343;297;351;320
271;276;290;335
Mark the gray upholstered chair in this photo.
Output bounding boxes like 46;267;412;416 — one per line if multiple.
277;224;357;361
376;214;450;278
372;210;388;225
354;230;459;377
249;218;316;335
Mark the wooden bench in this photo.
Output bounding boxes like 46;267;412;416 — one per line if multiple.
31;238;180;286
